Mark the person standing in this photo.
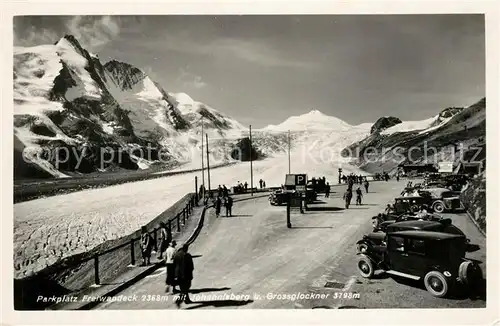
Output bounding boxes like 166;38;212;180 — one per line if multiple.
140;226;153;266
157;222;171;260
263;180;266;188
259;179;263;189
244;182;248;192
225;195;233;217
364;179;369;193
325;182;330;198
165;240;177;294
215;195;222;218
355;187;363;205
343;188;353;209
174;244;194;306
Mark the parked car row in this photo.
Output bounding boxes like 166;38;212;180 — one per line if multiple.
356;181;482;298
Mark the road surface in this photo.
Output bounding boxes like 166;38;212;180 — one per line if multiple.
95;180;486;309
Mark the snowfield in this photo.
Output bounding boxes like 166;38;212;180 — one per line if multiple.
13;125;370;278
380;116;436;135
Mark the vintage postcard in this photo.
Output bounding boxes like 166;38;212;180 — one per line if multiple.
2;1;499;325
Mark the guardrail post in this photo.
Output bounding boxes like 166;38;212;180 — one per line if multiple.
130;239;136;266
168;220;172;233
177;214;181;232
183;208;186;225
94;255;100;285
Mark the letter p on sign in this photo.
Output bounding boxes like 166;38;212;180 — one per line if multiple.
295;174;306;186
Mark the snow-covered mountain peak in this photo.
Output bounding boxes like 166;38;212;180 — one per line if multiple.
262;110;352;132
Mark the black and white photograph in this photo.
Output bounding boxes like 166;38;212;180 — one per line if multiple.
2;2;499;324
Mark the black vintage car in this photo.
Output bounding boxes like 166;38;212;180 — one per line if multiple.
269;189;316;206
357;231;483;297
358;218;468;253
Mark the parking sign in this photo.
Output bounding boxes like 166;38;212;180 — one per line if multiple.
295;174;307;186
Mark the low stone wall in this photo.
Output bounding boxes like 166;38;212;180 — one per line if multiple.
460;173;486;234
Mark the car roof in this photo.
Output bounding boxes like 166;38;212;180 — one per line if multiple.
388;220;442;230
389;230;465;240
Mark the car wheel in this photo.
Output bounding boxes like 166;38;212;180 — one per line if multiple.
357;255;374;278
433;201;445;213
357;243;369;253
459;261;483;284
424;271;449;297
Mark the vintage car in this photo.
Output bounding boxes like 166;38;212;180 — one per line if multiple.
358;218;468;253
269;189;316;206
307;179;330;194
443;174;469;191
269;189;292;206
357;230;483;297
420;187;463;213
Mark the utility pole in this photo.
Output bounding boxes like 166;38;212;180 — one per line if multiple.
250;125;254;196
201;117;205;189
206;133;211;194
288;130;291;174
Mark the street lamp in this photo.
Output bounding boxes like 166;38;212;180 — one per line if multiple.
338;168;343;184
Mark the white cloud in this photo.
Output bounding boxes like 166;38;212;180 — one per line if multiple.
14;25;60;47
164;34;315;69
178;68;207;89
65;16;120;50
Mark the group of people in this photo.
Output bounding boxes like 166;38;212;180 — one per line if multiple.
259;179;267;189
341;174;366;185
139;222;172;266
341;174;370;209
139;224;195;306
214;193;234;217
373;172;391;182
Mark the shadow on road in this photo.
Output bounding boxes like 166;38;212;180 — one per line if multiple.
231;214;253;217
305;206;344;212
184;299;254;309
189;287;231;294
390;276;486;301
292;226;334;229
191;255;203;259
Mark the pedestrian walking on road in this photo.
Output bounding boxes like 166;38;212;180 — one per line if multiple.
325;182;330;198
259;179;263;189
244;182;248;192
225;196;233;217
165;240;177;294
174;244;194;307
343;189;353;209
364;179;369;193
215;196;222;218
157;222;171;260
140;226;153;266
355;187;363;205
396;174;400;182
263;180;266;188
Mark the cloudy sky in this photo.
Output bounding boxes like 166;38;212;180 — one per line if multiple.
14;15;484;128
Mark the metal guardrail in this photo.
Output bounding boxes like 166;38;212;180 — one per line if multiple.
32;193;200;286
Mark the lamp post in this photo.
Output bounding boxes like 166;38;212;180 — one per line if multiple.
206;133;211;195
201;117;205;196
338;168;342;184
288;130;291;174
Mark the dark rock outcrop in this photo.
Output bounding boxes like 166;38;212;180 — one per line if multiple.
231;137;264;161
370;116;402;134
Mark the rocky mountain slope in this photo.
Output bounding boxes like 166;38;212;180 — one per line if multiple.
13;35;246;180
342;98;486;174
